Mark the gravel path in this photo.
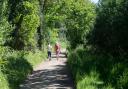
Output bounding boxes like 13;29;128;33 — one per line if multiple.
20;52;74;89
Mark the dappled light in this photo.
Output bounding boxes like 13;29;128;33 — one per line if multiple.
20;52;74;89
1;0;128;89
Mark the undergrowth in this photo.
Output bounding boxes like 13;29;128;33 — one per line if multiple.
68;46;128;89
0;47;46;89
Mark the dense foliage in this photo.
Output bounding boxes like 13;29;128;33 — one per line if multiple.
68;46;128;89
44;0;67;44
0;0;46;89
0;0;12;46
67;0;128;89
1;0;128;89
65;0;96;49
87;0;128;55
0;49;46;89
7;0;40;50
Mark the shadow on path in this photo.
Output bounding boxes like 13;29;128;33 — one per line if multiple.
20;53;74;89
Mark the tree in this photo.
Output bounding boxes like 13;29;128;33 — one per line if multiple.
0;0;12;46
42;0;67;44
87;0;128;55
65;0;96;49
7;0;40;50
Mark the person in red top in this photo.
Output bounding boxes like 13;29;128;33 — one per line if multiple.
55;42;61;60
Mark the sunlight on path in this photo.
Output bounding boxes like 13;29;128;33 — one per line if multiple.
20;51;74;89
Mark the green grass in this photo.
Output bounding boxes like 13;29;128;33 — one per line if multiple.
0;72;9;89
24;50;47;67
0;49;46;89
60;41;68;49
67;46;128;89
77;70;104;89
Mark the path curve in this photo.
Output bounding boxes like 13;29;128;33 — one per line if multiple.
20;51;74;89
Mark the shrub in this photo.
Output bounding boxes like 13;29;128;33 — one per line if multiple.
77;70;103;89
68;47;128;89
68;47;105;88
0;49;46;89
117;69;128;89
0;72;9;89
87;0;128;55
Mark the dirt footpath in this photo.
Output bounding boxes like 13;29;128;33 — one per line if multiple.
20;52;74;89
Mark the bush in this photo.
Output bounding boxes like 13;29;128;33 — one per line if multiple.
0;49;46;89
117;69;128;89
24;50;46;67
68;47;105;88
0;72;9;89
68;47;128;89
87;0;128;55
77;70;103;89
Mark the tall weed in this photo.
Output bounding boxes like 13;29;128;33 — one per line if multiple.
68;46;128;89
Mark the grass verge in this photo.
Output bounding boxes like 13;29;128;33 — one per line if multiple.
0;48;46;89
68;47;128;89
